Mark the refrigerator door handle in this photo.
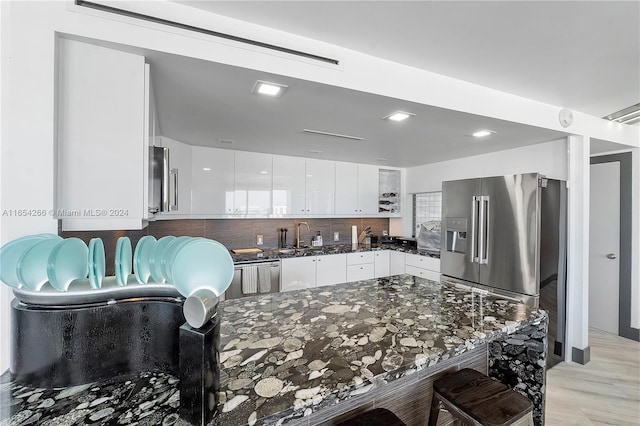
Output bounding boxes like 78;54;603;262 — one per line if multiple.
471;196;479;263
480;196;490;264
477;196;485;264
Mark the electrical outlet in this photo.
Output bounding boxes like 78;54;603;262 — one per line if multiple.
334;232;339;242
256;235;263;245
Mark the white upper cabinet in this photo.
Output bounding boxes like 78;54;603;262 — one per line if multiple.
335;163;379;215
234;151;272;215
157;137;191;215
335;163;358;214
357;165;380;214
305;159;335;215
273;155;306;215
56;39;148;231
191;147;234;214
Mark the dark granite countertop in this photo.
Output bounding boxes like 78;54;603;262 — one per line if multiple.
0;275;544;426
231;243;439;264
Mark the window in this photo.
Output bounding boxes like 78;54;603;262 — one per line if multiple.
413;192;442;237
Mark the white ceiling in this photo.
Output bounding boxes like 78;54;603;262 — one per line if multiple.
177;0;640;119
88;1;639;166
144;51;566;167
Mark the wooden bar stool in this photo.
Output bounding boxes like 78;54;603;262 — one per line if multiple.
338;407;406;426
428;368;534;426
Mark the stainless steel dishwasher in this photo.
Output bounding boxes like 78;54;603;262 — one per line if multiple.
224;260;281;300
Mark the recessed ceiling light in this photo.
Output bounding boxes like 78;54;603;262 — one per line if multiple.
385;111;415;122
306;149;324;154
202;167;211;171
376;158;388;162
252;80;288;97
472;130;496;138
259;171;268;174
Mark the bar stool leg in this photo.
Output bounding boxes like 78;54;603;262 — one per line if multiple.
428;394;441;426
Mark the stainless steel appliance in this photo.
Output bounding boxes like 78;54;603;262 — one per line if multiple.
225;261;281;300
149;146;178;214
441;173;567;367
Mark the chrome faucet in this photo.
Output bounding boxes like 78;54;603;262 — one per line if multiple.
296;222;310;248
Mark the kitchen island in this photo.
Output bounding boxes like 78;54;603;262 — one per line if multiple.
0;275;547;426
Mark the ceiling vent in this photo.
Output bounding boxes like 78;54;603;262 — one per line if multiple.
302;129;364;141
75;0;339;65
604;103;640;125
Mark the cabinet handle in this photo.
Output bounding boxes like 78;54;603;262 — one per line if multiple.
169;168;179;211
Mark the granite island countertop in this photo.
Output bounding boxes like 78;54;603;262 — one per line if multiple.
0;275;546;426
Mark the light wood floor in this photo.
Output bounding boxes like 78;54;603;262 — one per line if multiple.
545;328;640;425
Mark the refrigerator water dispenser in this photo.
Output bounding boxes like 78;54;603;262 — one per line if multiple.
445;218;467;254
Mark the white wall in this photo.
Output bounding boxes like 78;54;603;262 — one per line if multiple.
406;139;568;193
2;0;638;372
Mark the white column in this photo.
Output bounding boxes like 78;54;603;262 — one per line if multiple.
565;135;590;362
632;147;640;329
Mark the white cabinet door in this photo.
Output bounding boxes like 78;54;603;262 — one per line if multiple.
374;250;390;278
234;151;272;215
316;254;347;287
191;147;235;214
390;251;406;275
405;265;441;282
405;253;440;272
335;163;358;214
335;163;379;215
347;252;375;265
347;263;375;281
281;257;317;291
306;159;335;214
158;137;192;215
57;39;147;231
357;164;380;214
405;253;440;281
273;155;306;215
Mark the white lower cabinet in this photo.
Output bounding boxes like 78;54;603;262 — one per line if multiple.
281;250;441;292
280;257;317;292
316;254;347;286
346;252;375;281
347;263;375;281
281;253;348;291
390;251;406;275
374;250;390;278
405;253;441;281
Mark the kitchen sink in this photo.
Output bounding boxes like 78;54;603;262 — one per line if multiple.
278;249;297;254
278;247;325;255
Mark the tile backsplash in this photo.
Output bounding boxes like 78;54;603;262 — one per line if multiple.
61;218;389;275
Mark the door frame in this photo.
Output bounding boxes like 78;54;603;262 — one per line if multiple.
591;152;639;341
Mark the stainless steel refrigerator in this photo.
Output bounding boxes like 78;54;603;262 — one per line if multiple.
440;173;567;367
